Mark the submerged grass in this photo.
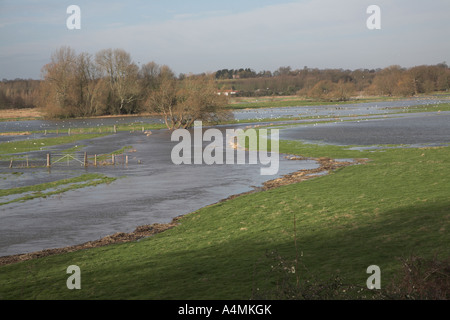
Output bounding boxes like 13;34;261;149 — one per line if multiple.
226;96;400;109
94;146;134;162
29;123;166;135
0;137;448;299
0;173;116;206
0;134;107;160
395;102;450;113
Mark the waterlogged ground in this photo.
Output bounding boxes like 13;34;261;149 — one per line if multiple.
0;97;449;257
232;97;450;120
0;127;318;256
279;113;450;146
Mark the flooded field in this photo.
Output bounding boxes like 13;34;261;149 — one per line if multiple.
232;97;450;120
0;127;318;256
279;113;450;146
1;98;449;257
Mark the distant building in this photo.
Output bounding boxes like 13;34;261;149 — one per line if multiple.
217;90;239;96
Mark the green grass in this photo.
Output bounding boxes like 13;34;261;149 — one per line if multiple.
29;123;166;135
0;134;107;160
226;96;402;109
93;146;134;162
394;102;450;113
0;173;117;206
61;145;86;154
0;137;448;299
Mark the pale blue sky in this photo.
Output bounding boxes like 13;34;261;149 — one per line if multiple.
1;0;449;79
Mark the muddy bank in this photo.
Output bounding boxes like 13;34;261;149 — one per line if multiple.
0;156;365;267
0;219;180;266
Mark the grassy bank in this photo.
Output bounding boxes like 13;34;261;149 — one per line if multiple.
0;137;448;299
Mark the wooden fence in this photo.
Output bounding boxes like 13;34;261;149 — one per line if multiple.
5;152;132;169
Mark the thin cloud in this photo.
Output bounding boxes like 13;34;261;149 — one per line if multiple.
1;0;449;79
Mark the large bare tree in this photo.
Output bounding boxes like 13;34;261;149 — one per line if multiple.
147;73;231;130
175;75;231;128
40;46;77;114
72;52;103;116
146;67;178;129
95;48;140;114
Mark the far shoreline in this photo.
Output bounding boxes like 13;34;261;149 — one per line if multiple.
3;94;446;123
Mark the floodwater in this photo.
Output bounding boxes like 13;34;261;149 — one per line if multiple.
0;97;448;134
232;97;450;120
1;98;449;257
279;113;450;146
0;127;319;257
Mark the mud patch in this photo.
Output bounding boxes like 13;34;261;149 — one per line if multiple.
261;157;367;190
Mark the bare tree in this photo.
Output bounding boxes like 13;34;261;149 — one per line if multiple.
175;75;231;128
147;73;231;130
146;71;178;129
95;48;140;114
40;46;77;114
370;65;403;96
139;61;161;91
72;52;102;116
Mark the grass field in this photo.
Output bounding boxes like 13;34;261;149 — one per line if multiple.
0;136;448;299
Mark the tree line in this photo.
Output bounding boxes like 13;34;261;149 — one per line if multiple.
1;46;449;118
216;64;450;99
0;79;40;110
29;46;229;128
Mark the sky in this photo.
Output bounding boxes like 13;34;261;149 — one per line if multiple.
1;0;449;80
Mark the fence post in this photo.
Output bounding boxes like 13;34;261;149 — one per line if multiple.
126;155;128;166
112;154;115;165
94;154;97;166
84;152;88;167
9;159;13;169
47;153;51;167
113;125;117;134
26;155;29;168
